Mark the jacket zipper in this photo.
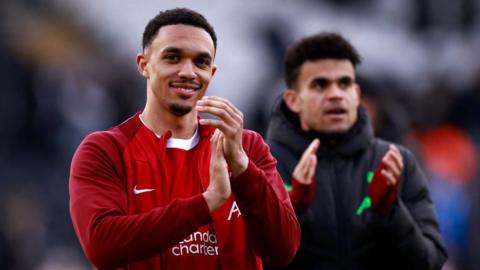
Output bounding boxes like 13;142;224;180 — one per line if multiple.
330;152;348;269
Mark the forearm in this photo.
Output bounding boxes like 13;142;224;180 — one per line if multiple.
381;149;448;269
289;177;315;209
70;137;212;268
372;199;447;269
71;194;212;269
231;160;300;266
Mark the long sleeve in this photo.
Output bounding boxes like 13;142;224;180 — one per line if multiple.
230;131;301;267
371;148;447;270
265;142;314;210
289;178;315;209
69;133;212;269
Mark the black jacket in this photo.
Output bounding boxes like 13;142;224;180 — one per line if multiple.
265;99;447;270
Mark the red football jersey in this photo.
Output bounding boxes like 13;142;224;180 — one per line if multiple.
69;113;300;270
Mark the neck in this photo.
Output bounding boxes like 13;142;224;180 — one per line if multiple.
141;105;198;139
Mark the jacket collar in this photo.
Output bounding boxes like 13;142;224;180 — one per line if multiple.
266;97;374;158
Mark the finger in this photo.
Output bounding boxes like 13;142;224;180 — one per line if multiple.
210;129;217;144
301;155;313;178
293;167;309;184
197;98;242;123
388;147;404;174
211;129;221;155
201;96;243;116
298;139;320;168
294;139;320;181
211;128;220;142
389;144;401;155
382;156;401;180
389;144;403;161
306;139;320;156
197;105;237;127
212;133;229;171
297;153;309;173
200;119;232;134
381;169;397;186
381;147;403;172
295;153;316;183
292;162;304;181
216;133;226;161
197;102;241;125
306;155;317;180
197;98;243;128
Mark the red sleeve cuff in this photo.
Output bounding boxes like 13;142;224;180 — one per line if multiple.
191;193;214;225
290;177;315;209
230;160;264;200
368;163;399;214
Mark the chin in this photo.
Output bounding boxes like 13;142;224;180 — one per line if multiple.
169;103;193;116
322;125;350;134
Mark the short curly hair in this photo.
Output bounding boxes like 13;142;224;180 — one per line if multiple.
142;8;217;51
285;32;361;89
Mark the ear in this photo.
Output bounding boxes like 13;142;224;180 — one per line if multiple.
136;53;149;79
211;65;217;77
283;89;301;113
355;83;361;103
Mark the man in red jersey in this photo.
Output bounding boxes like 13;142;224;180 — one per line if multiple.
69;8;300;270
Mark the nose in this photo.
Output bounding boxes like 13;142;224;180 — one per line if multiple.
178;60;197;80
326;85;343;100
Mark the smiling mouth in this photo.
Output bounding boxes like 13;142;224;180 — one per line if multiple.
170;82;201;98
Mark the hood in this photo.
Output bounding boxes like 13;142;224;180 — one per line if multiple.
266;97;374;158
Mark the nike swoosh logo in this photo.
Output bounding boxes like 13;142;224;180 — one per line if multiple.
133;185;155;195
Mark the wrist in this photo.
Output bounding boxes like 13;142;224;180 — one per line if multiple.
202;190;227;212
291;177;315;209
229;151;249;178
293;176;313;185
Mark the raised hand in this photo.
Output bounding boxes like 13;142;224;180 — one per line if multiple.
203;129;231;212
369;144;404;213
379;144;404;186
196;96;249;177
292;139;320;184
289;139;320;209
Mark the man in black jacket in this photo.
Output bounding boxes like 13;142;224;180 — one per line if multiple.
265;32;447;270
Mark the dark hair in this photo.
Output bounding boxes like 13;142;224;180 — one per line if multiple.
142;8;217;51
284;32;361;88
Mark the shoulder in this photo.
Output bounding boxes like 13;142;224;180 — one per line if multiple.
241;129;273;159
373;138;414;156
80;129;122;153
71;128;130;180
74;114;142;163
79;113;142;151
372;138;420;175
73;129;124;168
242;129;265;146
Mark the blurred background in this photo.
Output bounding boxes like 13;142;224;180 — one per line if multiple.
0;0;479;269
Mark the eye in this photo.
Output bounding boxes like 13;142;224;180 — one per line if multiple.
311;79;329;90
163;54;179;63
195;57;211;68
338;77;353;89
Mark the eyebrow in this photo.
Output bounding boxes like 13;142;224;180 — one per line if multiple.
338;76;354;82
312;75;354;82
162;47;182;54
162;46;213;60
197;52;213;61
